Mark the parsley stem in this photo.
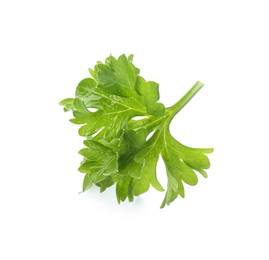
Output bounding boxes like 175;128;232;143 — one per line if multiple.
166;81;204;123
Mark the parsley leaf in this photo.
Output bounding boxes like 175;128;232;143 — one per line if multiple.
60;54;213;208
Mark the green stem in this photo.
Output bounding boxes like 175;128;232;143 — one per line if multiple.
166;81;204;123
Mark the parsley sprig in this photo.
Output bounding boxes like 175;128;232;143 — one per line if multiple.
60;54;213;208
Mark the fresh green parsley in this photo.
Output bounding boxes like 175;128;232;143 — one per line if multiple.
60;54;213;208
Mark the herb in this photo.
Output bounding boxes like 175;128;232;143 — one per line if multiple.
60;54;213;208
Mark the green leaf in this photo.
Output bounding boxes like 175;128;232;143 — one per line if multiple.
70;55;166;143
133;130;165;194
59;98;75;112
60;54;213;208
73;98;92;114
97;54;139;97
135;76;165;116
116;174;133;203
162;133;199;186
131;81;213;207
98;176;116;193
75;78;96;99
82;173;93;192
78;140;118;183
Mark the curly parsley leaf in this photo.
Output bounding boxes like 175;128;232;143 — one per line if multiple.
60;54;213;208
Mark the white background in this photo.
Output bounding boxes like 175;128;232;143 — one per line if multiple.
1;0;268;259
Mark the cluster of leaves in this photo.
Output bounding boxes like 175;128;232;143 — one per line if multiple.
60;54;213;208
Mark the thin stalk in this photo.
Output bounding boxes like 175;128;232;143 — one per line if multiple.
166;81;204;123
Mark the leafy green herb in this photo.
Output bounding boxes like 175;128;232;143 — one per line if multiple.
60;54;213;208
